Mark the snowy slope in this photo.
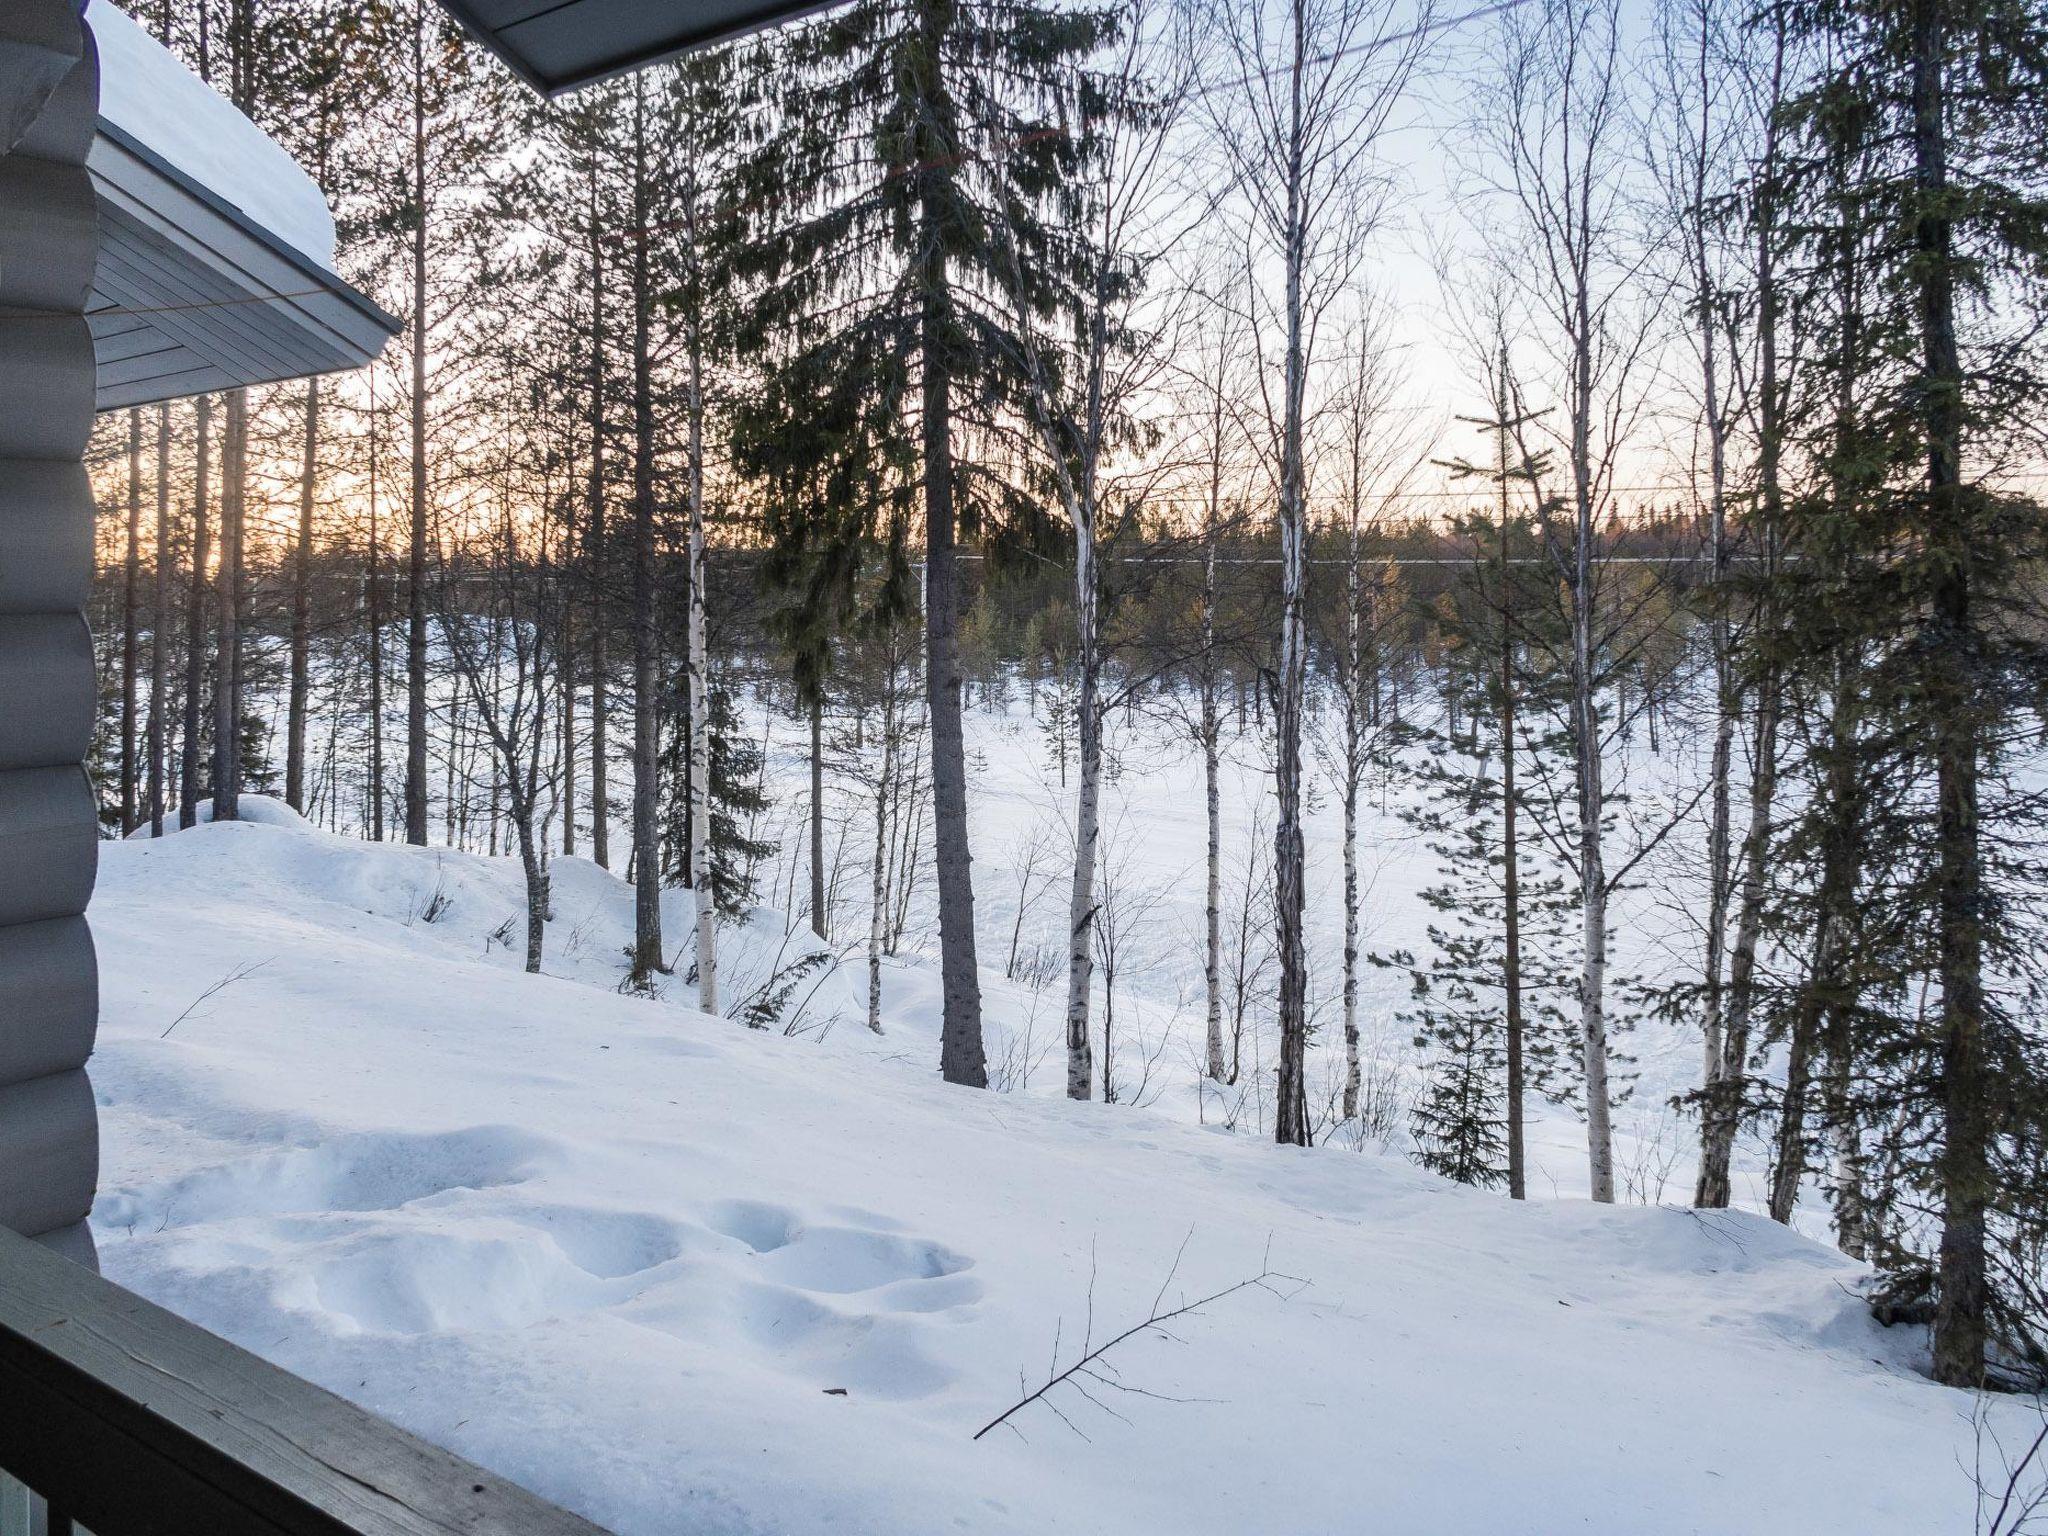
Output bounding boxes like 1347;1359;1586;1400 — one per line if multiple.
90;808;2015;1535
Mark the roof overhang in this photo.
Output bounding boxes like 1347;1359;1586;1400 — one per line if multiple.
434;0;836;97
86;122;399;411
83;1;399;411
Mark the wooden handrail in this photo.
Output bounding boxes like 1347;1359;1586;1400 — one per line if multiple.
0;1225;613;1536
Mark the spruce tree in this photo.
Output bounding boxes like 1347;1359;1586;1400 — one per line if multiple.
1773;0;2048;1385
732;0;1119;1087
660;678;774;920
1375;510;1579;1190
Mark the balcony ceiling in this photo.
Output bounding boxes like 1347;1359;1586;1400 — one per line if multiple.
435;0;834;96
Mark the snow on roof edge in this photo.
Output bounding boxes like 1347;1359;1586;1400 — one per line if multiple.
87;0;337;271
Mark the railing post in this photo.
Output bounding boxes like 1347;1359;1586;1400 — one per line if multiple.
0;1472;77;1536
0;0;103;1266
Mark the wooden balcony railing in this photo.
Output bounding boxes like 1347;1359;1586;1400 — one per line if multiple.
0;1225;612;1536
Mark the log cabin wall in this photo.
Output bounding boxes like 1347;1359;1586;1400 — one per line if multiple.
0;0;104;1269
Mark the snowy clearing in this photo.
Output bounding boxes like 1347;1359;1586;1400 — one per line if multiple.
88;806;2017;1534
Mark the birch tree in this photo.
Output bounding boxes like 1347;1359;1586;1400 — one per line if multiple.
1647;0;1745;1174
1472;0;1660;1198
1318;305;1423;1124
1688;0;1798;1210
989;0;1191;1101
147;403;170;837
1202;0;1431;1145
179;395;211;828
437;465;558;974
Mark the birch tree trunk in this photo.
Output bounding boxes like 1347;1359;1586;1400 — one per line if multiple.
867;654;898;1034
1568;335;1615;1203
120;407;141;835
1271;24;1313;1148
1697;8;1791;1205
148;403;169;838
1194;312;1230;1084
1339;466;1362;1123
686;310;716;1015
286;377;319;813
1697;313;1735;1166
560;604;576;857
586;171;611;870
1664;0;1745;1205
210;388;246;822
1202;519;1226;1083
366;386;386;842
1062;488;1101;1101
403;9;430;848
1496;450;1528;1200
809;692;826;940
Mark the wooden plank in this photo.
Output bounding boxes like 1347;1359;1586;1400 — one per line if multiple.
92;227;321;385
0;1226;615;1536
87;324;177;365
86;133;395;365
95;364;237;411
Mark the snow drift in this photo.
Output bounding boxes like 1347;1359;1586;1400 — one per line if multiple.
87;805;2018;1534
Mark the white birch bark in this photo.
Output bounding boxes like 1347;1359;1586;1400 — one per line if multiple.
867;654;899;1034
687;318;716;1017
1202;504;1227;1084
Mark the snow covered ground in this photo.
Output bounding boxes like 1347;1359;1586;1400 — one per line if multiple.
89;797;2029;1534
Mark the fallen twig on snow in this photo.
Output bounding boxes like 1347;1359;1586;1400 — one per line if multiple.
161;959;271;1038
973;1230;1307;1442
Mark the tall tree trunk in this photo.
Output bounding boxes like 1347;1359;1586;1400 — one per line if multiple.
516;807;545;973
867;652;898;1034
626;78;664;990
1822;995;1869;1258
587;171;611;870
148;403;170;837
120;407;142;834
1568;269;1616;1202
211;388;246;822
1768;966;1821;1224
367;384;386;842
1771;672;1860;1224
686;293;714;1012
1498;460;1528;1200
1272;37;1311;1148
1681;0;1740;1206
1062;488;1101;1102
560;605;576;856
403;9;431;848
1697;20;1788;1205
1696;677;1781;1206
915;4;985;1088
179;396;212;828
1698;408;1736;1171
1912;0;1986;1387
286;377;319;813
1340;497;1362;1123
809;691;826;940
1196;376;1226;1085
1202;521;1225;1084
